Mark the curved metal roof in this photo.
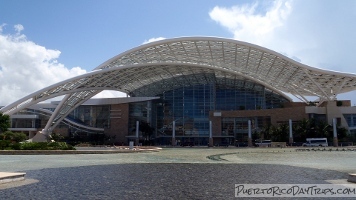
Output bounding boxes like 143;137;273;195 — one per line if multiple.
1;36;356;133
96;36;356;98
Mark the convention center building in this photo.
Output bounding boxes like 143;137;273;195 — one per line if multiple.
2;37;356;145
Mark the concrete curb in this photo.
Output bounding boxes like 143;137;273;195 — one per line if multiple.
0;146;162;155
348;174;356;183
0;172;26;185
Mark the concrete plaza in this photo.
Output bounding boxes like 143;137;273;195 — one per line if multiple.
0;147;356;199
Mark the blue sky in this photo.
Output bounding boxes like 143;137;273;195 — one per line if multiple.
1;0;356;105
1;0;240;69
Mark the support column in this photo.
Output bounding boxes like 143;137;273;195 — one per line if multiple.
289;119;293;144
43;94;71;136
248;120;252;147
333;118;338;147
29;131;35;139
172;121;176;146
209;121;214;147
135;121;139;146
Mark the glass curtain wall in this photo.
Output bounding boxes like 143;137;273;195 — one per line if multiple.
68;105;110;128
128;102;149;136
222;116;271;145
130;75;289;145
148;84;213;145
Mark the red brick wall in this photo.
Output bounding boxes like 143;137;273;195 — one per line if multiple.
210;106;308;134
104;103;129;145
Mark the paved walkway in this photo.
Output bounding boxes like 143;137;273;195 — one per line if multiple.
0;146;161;155
0;172;26;184
0;147;355;199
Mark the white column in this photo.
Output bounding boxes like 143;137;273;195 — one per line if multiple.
289;119;293;144
248;120;252;139
209;121;212;139
172;121;176;146
135;121;139;146
136;121;139;138
248;120;252;147
209;121;213;147
333;118;337;137
333;118;338;147
173;121;176;138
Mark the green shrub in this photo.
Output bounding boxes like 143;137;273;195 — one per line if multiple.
10;143;21;150
0;131;14;141
47;142;75;150
0;140;11;150
0;139;21;150
12;132;27;143
20;142;48;150
19;142;75;150
54;142;75;150
0;140;76;150
47;142;60;149
0;131;27;143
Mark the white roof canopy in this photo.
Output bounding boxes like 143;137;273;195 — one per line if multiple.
2;37;356;133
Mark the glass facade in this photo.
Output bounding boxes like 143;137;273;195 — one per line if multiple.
344;114;356;128
221;116;271;144
10;106;110;135
158;84;213;137
10;109;43;129
308;113;327;123
68;105;111;128
129;75;289;145
128;102;149;136
11;118;41;128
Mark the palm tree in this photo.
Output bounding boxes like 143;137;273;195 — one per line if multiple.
314;120;331;138
270;123;289;142
259;124;272;140
294;118;310;142
139;120;154;145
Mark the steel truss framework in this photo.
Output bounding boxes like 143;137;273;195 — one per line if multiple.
1;37;356;134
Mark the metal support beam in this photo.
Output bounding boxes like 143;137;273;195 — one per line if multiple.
209;121;213;147
289;119;293;144
333;118;338;147
248;120;252;147
172;121;176;146
136;121;139;146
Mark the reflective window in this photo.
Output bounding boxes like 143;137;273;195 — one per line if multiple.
222;116;271;142
130;74;289;144
344;114;356;128
68;105;110;128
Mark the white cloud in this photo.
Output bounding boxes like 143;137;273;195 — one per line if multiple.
209;0;292;47
14;24;24;33
0;25;87;106
209;0;356;103
93;90;127;99
0;24;128;106
143;37;166;44
0;23;6;32
209;0;356;71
